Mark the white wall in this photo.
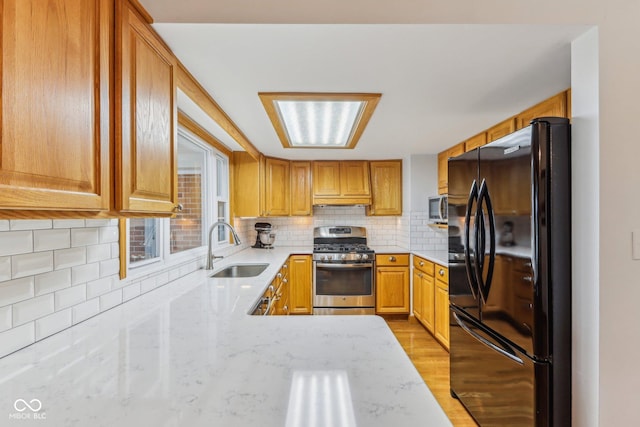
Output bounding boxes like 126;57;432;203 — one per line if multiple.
571;27;599;427
410;154;438;212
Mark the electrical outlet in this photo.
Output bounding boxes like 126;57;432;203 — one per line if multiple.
633;230;640;260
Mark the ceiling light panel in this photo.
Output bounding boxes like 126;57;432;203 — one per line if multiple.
259;93;381;149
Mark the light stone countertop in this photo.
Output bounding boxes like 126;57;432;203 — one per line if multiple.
0;247;452;427
411;250;448;266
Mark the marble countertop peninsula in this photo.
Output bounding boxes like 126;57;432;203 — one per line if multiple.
0;247;452;427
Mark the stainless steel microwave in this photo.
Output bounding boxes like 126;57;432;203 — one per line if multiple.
428;195;447;223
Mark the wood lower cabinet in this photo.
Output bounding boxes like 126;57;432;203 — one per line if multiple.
116;0;178;215
366;160;402;216
413;256;449;350
273;261;290;315
288;255;312;314
264;157;290;216
376;254;410;314
0;0;112;213
434;266;450;350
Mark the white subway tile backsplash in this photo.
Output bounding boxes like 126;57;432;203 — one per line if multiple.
10;220;52;231
122;283;141;302
71;227;100;247
85;219;113;227
72;298;100;324
13;294;54;326
99;226;119;244
86;243;111;263
35;269;71;296
0;220;9;231
0;257;10;282
140;277;157;294
99;289;122;311
35;309;72;341
11;251;54;279
53;219;85;229
54;247;86;270
33;228;71;251
71;263;100;285
100;259;120;277
0;231;33;256
0;306;11;332
55;284;86;310
110;243;119;259
0;322;34;356
86;277;113;299
0;277;34;307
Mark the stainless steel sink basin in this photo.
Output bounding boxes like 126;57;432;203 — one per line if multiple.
210;263;269;278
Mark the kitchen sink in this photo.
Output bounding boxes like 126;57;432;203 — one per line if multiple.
210;263;269;278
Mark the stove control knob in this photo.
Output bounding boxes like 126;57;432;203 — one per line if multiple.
340;254;347;260
355;254;362;260
362;254;369;260
321;255;328;262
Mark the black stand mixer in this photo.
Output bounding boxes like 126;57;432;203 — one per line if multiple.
252;222;275;249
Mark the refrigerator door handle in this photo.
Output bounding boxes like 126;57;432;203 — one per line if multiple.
453;311;524;365
476;179;496;303
464;180;479;300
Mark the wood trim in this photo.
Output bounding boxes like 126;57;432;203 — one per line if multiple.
119;218;127;280
125;0;153;24
178;112;232;157
176;62;260;159
258;92;382;149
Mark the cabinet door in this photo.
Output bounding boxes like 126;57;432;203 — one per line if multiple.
486;118;516;143
117;1;178;215
288;255;312;315
312;161;341;197
376;266;410;314
434;279;450;350
367;160;402;216
290;161;311;216
516;91;567;130
437;142;464;195
422;274;435;333
340;161;371;197
264;158;290;216
0;0;111;212
413;270;424;321
464;132;487;152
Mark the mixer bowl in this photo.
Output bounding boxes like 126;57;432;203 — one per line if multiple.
259;232;276;247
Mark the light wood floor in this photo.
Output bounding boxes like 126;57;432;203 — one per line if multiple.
385;318;478;427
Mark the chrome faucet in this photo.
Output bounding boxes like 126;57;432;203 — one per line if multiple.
206;221;242;269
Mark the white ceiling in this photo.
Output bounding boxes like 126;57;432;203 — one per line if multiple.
144;7;587;160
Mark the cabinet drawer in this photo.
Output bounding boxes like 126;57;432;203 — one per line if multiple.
376;254;409;266
413;256;434;275
435;264;448;283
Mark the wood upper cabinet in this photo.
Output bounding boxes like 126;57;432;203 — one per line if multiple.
116;0;178;215
312;161;371;204
232;152;264;217
290;161;312;216
288;255;312;314
516;91;567;130
464;132;487;153
0;0;111;213
486;118;516;143
375;254;410;314
438;142;465;194
366;160;402;216
264;157;290;216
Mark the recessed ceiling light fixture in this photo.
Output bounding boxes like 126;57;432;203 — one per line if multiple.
258;92;381;149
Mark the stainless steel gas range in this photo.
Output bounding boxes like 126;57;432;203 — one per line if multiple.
312;226;375;315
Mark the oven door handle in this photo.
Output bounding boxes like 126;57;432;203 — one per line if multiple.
315;262;374;268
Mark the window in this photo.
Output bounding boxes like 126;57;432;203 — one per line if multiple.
126;127;229;273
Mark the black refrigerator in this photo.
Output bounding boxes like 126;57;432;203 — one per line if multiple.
448;117;571;426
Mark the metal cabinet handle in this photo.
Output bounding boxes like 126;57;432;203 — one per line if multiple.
439;269;445;276
174;203;184;212
419;261;424;267
522;276;533;283
277;273;282;279
524;262;532;268
417;273;423;278
268;285;275;293
389;256;396;262
283;264;288;269
283;305;289;313
282;278;288;284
